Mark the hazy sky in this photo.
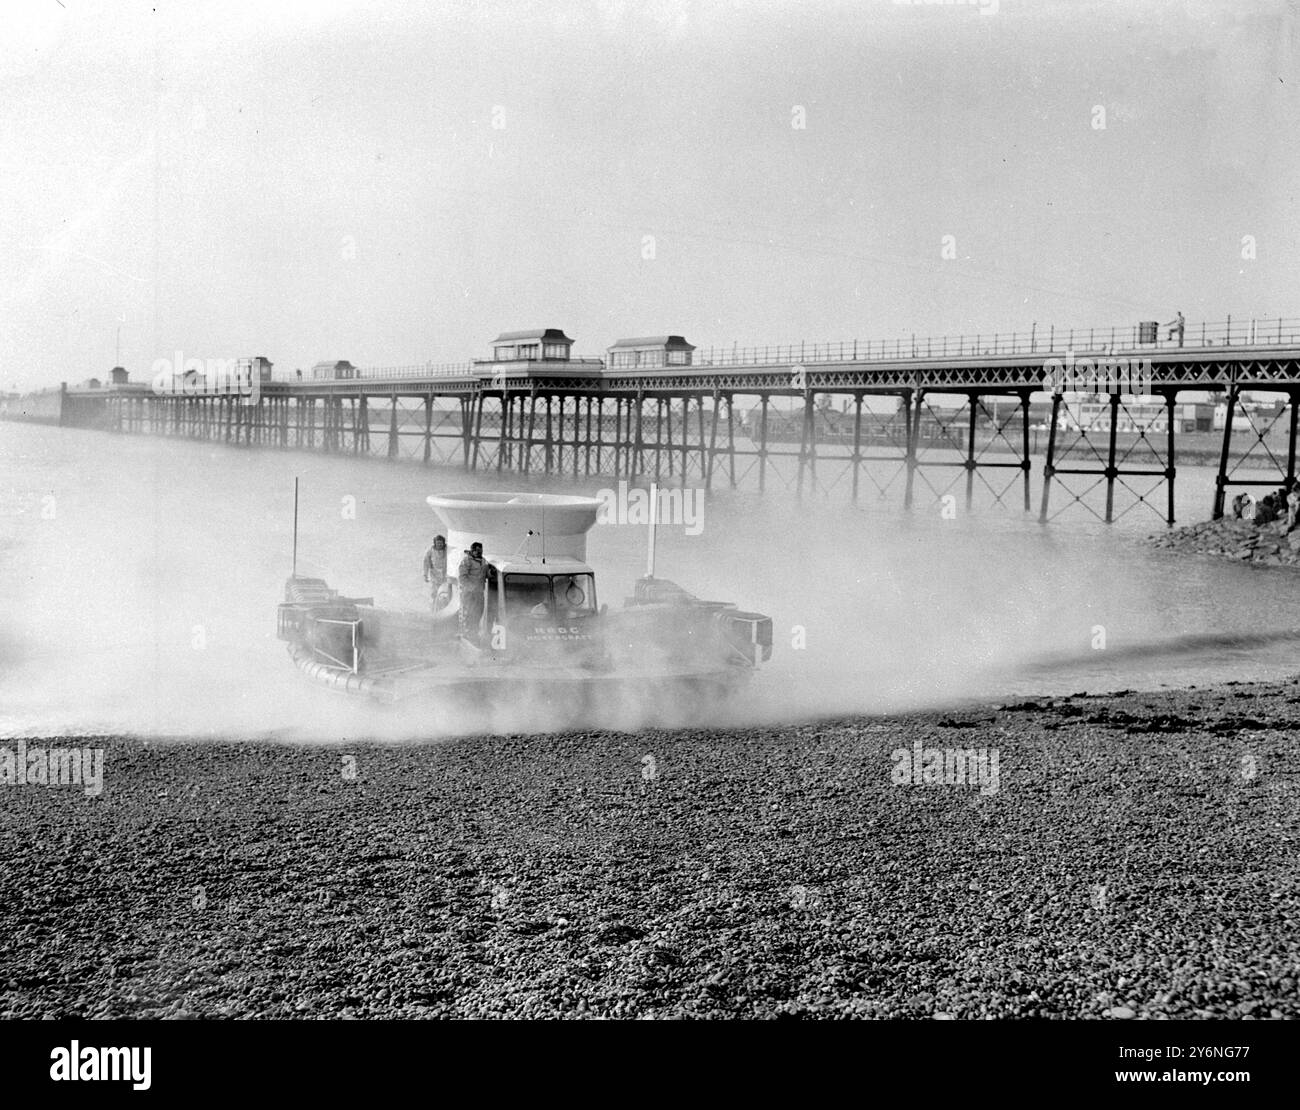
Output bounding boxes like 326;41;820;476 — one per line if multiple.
2;0;1298;390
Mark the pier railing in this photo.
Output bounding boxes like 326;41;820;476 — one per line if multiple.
694;315;1300;367
254;316;1300;382
357;362;473;379
273;362;473;383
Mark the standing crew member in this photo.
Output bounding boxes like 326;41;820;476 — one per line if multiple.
458;541;488;643
1166;310;1185;347
423;534;451;612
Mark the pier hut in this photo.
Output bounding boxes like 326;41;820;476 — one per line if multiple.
242;356;274;382
606;335;696;369
312;360;356;380
474;329;605;380
489;329;575;363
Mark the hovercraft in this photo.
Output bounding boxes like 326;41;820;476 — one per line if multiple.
276;488;772;711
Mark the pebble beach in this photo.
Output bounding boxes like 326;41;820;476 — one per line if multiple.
2;681;1296;1020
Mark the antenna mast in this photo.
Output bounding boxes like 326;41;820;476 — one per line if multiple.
645;482;658;578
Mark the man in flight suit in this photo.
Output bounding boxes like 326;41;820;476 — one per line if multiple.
458;541;488;643
423;534;451;613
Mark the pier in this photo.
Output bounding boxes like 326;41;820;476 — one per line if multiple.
7;315;1300;526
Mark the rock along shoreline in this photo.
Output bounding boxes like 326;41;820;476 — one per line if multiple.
1149;515;1300;567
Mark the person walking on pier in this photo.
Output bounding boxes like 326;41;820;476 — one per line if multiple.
458;541;488;643
423;534;451;613
1166;310;1185;347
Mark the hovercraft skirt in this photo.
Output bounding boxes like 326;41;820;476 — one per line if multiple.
288;644;394;702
